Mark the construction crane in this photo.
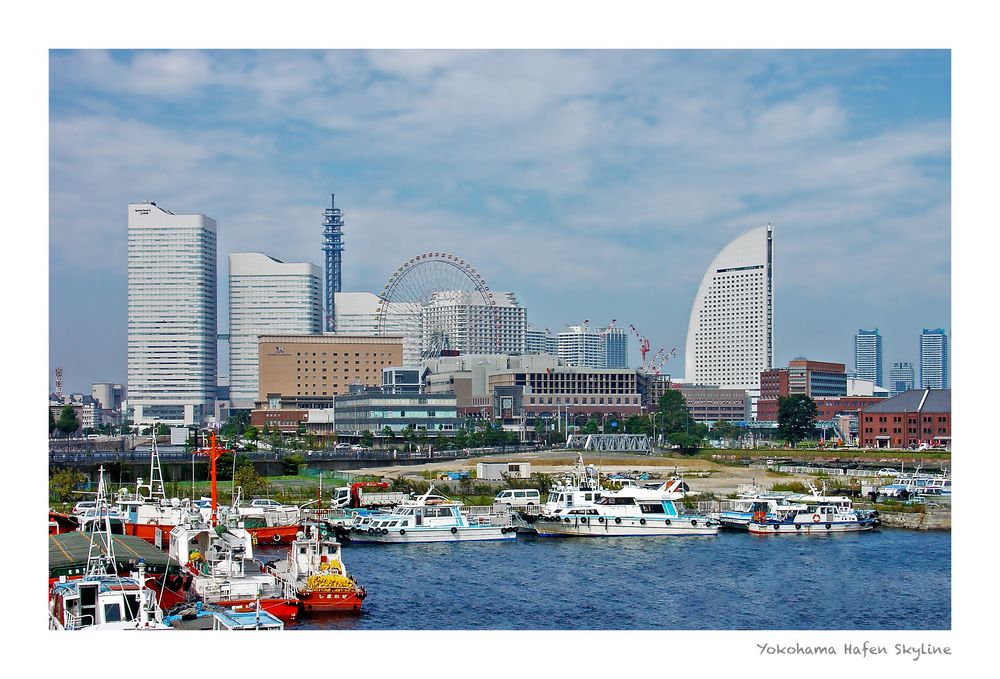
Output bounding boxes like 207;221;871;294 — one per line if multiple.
645;347;678;375
599;319;617;336
629;324;650;362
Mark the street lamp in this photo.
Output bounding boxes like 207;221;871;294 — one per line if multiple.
651;412;661;450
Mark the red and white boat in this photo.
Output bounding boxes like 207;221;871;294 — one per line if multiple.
151;433;301;622
116;436;202;547
235;496;302;546
267;525;366;613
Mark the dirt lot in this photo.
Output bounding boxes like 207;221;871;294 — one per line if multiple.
348;450;830;496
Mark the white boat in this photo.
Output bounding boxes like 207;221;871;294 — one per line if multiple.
878;468;951;498
163;601;284;630
49;466;168;630
747;485;879;534
716;485;796;530
533;485;719;537
348;487;516;543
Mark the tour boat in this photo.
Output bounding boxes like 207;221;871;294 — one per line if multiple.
266;524;366;612
49;467;168;630
747;488;879;534
349;487;515;543
533;485;719;537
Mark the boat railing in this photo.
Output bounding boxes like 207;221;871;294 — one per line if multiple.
63;611;94;630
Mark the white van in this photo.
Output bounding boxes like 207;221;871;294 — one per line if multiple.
495;489;540;508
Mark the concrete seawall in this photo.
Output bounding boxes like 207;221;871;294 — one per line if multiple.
879;507;950;530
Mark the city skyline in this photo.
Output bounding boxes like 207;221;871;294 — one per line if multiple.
49;50;950;392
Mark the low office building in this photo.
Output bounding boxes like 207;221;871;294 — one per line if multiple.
257;334;404;406
858;389;951;449
325;389;460;437
757;395;885;422
674;385;750;423
490;367;644;419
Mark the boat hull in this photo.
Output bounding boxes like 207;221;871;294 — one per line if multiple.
534;516;718;537
248;525;301;545
748;521;877;534
350;526;516;543
124;522;177;545
300;590;365;612
211;598;301;622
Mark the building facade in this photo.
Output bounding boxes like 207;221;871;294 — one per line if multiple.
421;290;527;357
919;328;949;389
557;325;606;369
603;327;628;368
228;253;322;408
858;389;950;448
757;395;884;423
684;224;773;407
674;386;749;423
256;334;404;406
854;329;884;387
127;202;217;425
318;390;460;437
889;361;915;396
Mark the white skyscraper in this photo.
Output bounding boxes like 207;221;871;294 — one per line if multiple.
684;225;773;408
889;361;915;396
127;202;217;425
421;290;527;357
557;325;606;369
920;328;949;389
228;253;322;408
854;328;884;387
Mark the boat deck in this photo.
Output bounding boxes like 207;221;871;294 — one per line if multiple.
49;531;176;579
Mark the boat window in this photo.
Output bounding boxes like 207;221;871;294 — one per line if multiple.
596;496;635;505
123;594;140;620
103;602;122;623
583;493;592;501
639;503;662;514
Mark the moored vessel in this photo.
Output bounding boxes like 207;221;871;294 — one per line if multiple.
747;486;879;534
267;524;366;612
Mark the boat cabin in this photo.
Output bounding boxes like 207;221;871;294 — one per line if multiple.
50;576;155;630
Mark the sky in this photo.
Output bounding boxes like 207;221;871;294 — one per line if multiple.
48;49;951;393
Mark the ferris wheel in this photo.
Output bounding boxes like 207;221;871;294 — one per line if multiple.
375;252;501;365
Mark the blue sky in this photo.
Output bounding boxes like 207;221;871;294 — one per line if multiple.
49;49;950;393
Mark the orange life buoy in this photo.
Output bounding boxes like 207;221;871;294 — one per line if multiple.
812;514;821;523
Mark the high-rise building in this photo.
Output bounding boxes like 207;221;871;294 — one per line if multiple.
127;202;217;425
333;292;381;335
525;325;551;355
603;327;628;368
889;361;915;396
854;329;883;387
685;224;773;407
322;194;345;332
228;253;322;408
557;325;605;369
421;290;527;357
920;328;949;389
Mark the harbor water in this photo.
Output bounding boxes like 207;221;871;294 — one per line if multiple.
259;528;950;630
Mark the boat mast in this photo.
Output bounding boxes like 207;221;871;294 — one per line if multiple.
147;429;166;502
193;432;233;526
85;466;118;577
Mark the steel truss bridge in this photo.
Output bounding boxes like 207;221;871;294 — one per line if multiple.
565;434;651;453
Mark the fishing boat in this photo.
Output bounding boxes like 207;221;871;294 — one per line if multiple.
49;467;168;630
267;524;366;612
234;493;302;546
116;437;202;546
533;484;719;537
348;487;515;543
747;485;879;534
153;434;301;621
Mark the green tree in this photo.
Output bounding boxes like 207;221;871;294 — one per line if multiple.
360;430;374;448
582;418;600;435
657;391;693;434
244;426;259;442
234;464;267;498
56;406;80;436
777;395;818;446
710;420;738;441
49;467;86;503
297;422;307;436
155;423;170;436
281;454;306;475
381;426;395;444
49;409;56;436
667;431;703;454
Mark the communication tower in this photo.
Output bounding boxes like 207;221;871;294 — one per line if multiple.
322;194;345;332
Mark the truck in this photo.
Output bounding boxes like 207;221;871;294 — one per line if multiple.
332;482;409;509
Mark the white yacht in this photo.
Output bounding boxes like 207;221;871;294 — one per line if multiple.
534;485;719;537
348;487;516;543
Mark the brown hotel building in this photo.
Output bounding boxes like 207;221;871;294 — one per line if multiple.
256;334;403;406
